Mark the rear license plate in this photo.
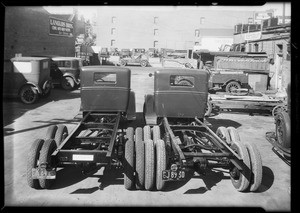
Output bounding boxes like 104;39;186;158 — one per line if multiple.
72;154;94;161
162;170;185;181
32;168;56;179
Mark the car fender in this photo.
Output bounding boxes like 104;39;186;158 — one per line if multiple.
223;79;242;87
63;73;80;84
43;80;53;90
19;82;42;94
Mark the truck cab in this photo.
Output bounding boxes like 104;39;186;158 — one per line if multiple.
80;66;136;120
144;68;209;125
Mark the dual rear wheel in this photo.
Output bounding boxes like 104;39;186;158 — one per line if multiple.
124;125;166;191
217;126;262;192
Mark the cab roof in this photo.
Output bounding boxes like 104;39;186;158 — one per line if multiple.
11;57;49;61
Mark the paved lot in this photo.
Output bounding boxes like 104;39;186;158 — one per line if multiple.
3;66;290;210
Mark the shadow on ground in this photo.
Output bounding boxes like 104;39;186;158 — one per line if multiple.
206;117;242;132
3;88;80;126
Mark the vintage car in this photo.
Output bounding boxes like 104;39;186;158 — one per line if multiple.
3;57;52;104
51;57;82;90
119;48;149;67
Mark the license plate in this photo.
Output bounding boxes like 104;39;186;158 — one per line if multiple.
72;154;94;161
32;168;56;179
162;170;185;181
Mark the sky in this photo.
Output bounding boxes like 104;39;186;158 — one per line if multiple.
44;2;291;21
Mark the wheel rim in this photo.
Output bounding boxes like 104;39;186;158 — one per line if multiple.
21;87;37;104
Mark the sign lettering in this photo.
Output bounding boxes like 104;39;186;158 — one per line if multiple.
49;17;73;37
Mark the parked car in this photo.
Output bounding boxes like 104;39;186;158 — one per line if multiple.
3;57;52;104
119;48;149;67
51;57;82;90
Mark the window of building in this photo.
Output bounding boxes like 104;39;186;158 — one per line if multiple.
154;17;158;24
248;44;252;52
154;29;158;36
254;43;259;52
111;40;115;46
112;16;116;24
195;29;200;37
111;28;116;35
154;41;158;48
200;17;205;24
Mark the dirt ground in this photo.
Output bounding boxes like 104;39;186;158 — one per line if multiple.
3;66;290;210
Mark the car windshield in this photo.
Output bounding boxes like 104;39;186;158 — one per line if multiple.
56;60;71;68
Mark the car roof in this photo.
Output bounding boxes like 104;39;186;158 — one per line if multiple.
11;57;49;61
52;57;82;61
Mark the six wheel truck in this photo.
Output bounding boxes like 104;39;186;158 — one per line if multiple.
27;66;263;192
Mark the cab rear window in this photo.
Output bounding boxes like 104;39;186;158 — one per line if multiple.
170;75;195;87
94;73;116;84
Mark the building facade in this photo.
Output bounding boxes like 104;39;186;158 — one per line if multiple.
233;19;291;91
94;7;255;51
4;7;80;60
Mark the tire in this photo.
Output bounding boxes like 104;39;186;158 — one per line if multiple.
245;142;263;192
126;127;134;142
42;81;52;98
140;60;148;67
230;142;251;192
27;139;45;189
20;85;38;104
45;125;58;140
272;105;287;118
156;139;166;191
225;81;241;93
135;127;145;190
120;59;127;67
124;139;135;190
143;125;151;141
275;111;291;148
227;127;241;145
54;124;68;147
205;101;212;117
144;139;155;191
216;126;231;145
152;125;161;145
61;76;75;90
38;139;57;189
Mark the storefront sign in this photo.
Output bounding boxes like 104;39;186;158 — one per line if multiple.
49;17;74;37
244;32;262;41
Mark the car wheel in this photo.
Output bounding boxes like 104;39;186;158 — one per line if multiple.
245;142;263;192
156;139;166;191
225;81;241;93
230;142;251;192
27;139;45;189
135;127;145;190
120;59;127;67
61;76;75;90
20;85;38;104
145;139;155;191
38;139;57;189
275;111;291;148
216;126;231;145
140;60;148;67
45;125;58;140
143;125;151;141
124;138;135;190
54;125;68;147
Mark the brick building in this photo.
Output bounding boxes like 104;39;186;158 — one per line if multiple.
4;6;80;60
94;6;254;51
